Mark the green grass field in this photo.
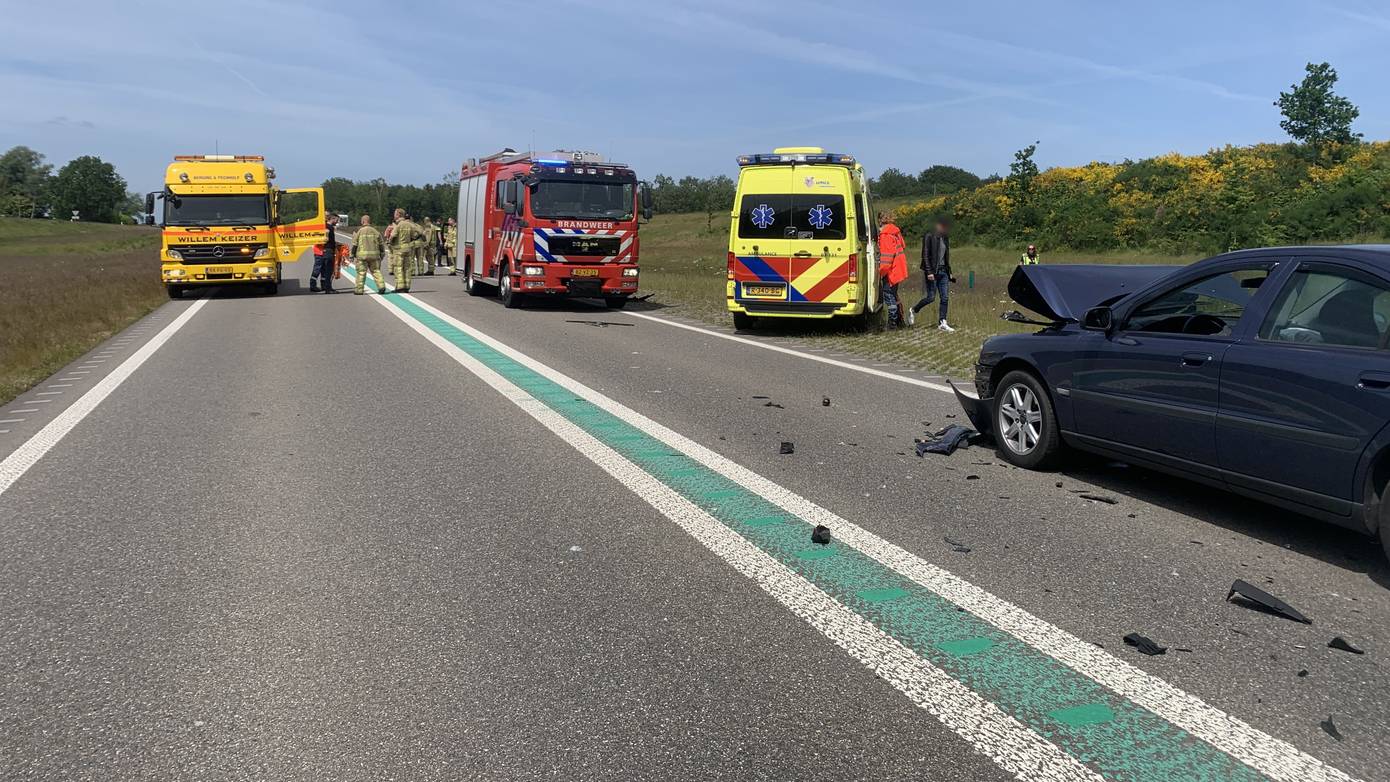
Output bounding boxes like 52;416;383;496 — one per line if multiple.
636;210;1197;377
0;218;163;404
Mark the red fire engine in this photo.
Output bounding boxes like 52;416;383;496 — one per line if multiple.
457;149;653;309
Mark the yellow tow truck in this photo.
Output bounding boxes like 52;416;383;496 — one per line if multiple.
145;155;326;298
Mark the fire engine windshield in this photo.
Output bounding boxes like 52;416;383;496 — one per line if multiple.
164;195;270;227
530;181;634;221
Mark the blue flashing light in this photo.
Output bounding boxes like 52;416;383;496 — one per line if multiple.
737;152;856;166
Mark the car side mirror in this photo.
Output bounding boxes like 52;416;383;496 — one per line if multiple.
1082;306;1114;333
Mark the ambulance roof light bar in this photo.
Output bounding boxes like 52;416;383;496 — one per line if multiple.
737;152;856;166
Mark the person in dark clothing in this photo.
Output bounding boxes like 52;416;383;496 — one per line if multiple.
310;214;340;293
910;217;955;331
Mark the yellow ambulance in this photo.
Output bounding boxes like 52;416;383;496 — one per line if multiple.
726;147;881;329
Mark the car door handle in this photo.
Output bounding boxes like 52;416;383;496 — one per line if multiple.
793;250;813;258
1358;372;1390;390
1181;352;1213;367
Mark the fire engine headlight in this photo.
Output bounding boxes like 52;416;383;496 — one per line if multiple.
165;268;186;277
253;248;270;258
167;249;183;261
522;266;543;276
622;268;639;277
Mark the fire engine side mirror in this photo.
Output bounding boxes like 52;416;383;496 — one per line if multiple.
639;181;654;221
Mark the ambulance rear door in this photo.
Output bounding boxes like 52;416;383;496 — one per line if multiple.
730;165;797;305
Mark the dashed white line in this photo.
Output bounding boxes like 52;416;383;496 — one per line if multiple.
36;391;63;396
0;300;207;497
625;312;956;393
0;419;23;424
47;384;73;388
12;409;38;414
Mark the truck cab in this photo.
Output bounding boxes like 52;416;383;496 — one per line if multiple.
726;147;880;329
150;155;325;298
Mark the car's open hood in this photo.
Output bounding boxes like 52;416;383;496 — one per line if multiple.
1007;264;1179;322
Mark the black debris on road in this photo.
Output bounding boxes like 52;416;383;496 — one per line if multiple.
811;525;832;546
1123;633;1168;656
1226;579;1313;625
1328;637;1365;655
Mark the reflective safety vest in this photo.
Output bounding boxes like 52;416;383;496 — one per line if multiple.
1021;253;1040;265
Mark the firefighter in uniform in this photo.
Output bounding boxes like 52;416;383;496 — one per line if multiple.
1020;244;1040;265
444;217;458;275
352;214;386;294
387;208;423;293
421;217;439;276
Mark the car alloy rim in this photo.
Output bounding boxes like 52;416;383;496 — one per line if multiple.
999;383;1042;455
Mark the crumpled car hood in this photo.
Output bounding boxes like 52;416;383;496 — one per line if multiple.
1007;264;1179;322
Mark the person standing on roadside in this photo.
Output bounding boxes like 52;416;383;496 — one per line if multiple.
351;214;386;295
876;211;908;329
910;216;955;332
310;213;340;293
444;217;458;275
421;217;439;276
387;208;423;293
1020;244;1040;265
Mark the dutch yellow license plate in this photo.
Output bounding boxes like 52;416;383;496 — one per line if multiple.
744;284;785;298
207;266;232;274
571;268;600;277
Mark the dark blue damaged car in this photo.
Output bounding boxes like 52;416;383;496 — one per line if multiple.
952;245;1390;561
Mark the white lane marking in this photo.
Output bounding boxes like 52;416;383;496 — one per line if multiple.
0;419;23;424
365;288;1102;782
26;400;51;404
625;312;955;393
12;409;38;414
429;294;1356;782
0;300;207;498
36;391;63;396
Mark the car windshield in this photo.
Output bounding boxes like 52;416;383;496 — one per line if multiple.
530;180;634;221
164;195;269;227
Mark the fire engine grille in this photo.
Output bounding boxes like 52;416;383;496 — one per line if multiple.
169;243;267;262
548;235;620;257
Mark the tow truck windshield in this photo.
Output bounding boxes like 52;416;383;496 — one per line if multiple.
164;194;269;227
530;180;634;221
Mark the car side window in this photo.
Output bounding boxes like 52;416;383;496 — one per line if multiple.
1259;266;1390;349
1124;267;1270;337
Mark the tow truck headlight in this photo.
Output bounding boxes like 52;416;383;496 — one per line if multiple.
252;265;274;275
253;248;270;259
167;249;183;261
622;268;639;277
522;266;543;276
164;268;186;277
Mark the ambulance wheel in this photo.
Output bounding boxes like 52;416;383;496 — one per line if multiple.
604;296;628;310
167;285;183;300
732;312;756;331
498;265;525;309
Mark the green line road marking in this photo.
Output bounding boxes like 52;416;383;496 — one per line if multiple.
364;280;1274;782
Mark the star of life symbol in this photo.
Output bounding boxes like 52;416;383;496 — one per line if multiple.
750;203;776;229
807;204;833;230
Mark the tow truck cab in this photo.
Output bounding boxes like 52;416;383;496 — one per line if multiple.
149;155;325;298
726;147;880;328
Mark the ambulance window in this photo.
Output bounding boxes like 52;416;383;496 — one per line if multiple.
737;195;792;239
791;195;846;240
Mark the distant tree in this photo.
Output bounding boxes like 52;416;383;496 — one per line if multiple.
872;167;918;198
917;165;981;195
697;174;735;229
49;155;126;223
1276;62;1361;148
1009;142;1040;185
0;146;53;208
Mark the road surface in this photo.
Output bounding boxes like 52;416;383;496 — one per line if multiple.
1;258;1387;781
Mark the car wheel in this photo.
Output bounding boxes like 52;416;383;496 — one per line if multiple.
732;312;755;331
498;264;524;309
993;369;1063;469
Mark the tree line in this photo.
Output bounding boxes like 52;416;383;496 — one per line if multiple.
0;146;135;223
320;175;458;225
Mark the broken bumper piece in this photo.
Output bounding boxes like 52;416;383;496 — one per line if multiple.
949;380;993;438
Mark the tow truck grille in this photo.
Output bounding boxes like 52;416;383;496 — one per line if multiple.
169;243;267;262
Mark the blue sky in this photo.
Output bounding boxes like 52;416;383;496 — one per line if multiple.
2;0;1388;195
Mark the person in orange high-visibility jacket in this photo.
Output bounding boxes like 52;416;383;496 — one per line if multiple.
877;212;909;328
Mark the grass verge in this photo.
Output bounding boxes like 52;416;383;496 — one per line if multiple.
0;218;164;404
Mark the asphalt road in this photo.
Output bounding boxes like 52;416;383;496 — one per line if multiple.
0;256;1387;781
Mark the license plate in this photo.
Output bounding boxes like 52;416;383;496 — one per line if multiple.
207;266;232;274
744;284;785;298
571;268;600;277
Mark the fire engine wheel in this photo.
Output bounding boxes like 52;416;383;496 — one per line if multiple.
604;296;628;310
464;271;486;297
498;265;525;309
